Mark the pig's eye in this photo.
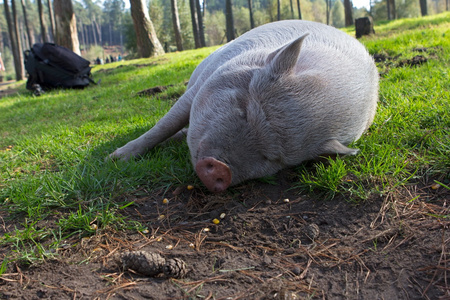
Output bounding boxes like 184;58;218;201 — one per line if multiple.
235;108;246;119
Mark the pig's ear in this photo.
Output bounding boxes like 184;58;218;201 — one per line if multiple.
266;33;309;75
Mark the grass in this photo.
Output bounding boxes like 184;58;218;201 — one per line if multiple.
296;12;450;200
1;12;450;264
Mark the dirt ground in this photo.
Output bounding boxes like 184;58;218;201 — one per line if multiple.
0;168;448;299
0;81;21;99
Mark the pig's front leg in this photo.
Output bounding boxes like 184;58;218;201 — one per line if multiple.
109;93;192;161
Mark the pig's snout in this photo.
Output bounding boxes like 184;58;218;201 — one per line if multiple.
195;157;232;193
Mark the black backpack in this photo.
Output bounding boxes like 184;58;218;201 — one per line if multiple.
24;43;97;91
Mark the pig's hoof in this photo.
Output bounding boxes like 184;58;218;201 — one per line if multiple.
108;150;131;161
108;146;141;161
195;157;232;193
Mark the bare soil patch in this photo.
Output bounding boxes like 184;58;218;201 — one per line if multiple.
0;81;21;99
373;47;442;76
0;169;448;299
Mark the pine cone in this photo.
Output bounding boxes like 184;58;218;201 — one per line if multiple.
305;223;320;240
119;251;166;276
163;258;187;278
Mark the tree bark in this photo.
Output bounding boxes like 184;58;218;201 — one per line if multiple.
289;0;294;18
94;20;102;46
91;20;98;46
37;0;48;43
387;0;396;19
4;0;25;80
344;0;353;26
277;0;281;21
11;0;25;80
130;0;164;57
225;0;235;42
48;0;56;41
79;21;86;52
419;0;427;15
53;0;80;55
189;0;201;48
84;24;90;46
248;0;255;28
196;0;206;47
20;0;33;48
170;0;183;51
326;0;330;25
297;0;302;19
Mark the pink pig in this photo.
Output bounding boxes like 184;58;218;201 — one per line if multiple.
110;20;379;193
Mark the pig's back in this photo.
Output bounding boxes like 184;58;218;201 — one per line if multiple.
187;20;372;88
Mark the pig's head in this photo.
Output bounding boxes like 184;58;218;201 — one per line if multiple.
188;34;309;192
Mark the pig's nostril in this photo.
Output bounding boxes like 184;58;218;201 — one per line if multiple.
196;157;232;192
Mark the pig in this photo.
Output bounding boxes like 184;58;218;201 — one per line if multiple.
110;20;379;193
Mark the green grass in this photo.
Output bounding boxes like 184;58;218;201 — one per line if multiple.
1;13;450;264
296;12;450;200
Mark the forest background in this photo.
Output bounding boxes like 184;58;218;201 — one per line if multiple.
0;0;449;82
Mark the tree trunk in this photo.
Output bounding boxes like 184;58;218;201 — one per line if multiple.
387;0;396;19
4;0;25;80
53;0;80;55
297;0;302;19
170;0;183;51
11;0;25;80
94;20;102;46
91;20;98;47
419;0;427;15
326;0;330;25
196;0;206;47
225;0;235;42
48;0;56;41
20;0;33;48
130;0;164;58
248;0;255;28
290;0;294;19
79;21;86;52
84;24;90;47
37;0;48;43
109;23;112;46
189;0;201;48
344;0;353;26
277;0;281;21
